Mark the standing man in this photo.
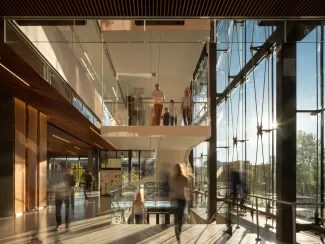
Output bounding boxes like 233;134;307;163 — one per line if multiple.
152;83;165;126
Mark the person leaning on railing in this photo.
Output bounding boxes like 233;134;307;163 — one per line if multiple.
180;87;194;126
152;83;165;126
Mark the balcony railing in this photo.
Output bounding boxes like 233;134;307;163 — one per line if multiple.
104;98;210;126
4;19;101;128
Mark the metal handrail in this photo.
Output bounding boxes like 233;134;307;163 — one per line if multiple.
6;19;101;128
219;193;325;243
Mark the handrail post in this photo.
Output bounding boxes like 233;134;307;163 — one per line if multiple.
236;196;240;229
255;197;261;241
292;203;296;244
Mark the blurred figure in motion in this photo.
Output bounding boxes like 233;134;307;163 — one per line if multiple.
230;167;248;204
160;169;170;229
66;168;76;211
169;163;190;243
131;193;146;224
82;170;92;200
54;166;70;231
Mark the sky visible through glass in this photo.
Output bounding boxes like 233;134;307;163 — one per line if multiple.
215;22;323;165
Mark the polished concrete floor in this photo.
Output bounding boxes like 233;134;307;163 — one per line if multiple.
0;193;323;243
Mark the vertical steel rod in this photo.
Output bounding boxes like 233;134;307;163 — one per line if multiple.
292;204;297;244
321;25;324;218
255;198;261;241
236;198;240;229
271;25;275;228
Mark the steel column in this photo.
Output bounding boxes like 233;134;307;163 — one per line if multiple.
321;25;324;218
208;21;217;221
276;42;297;243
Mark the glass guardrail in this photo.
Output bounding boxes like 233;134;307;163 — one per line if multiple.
4;19;101;129
104;98;210;126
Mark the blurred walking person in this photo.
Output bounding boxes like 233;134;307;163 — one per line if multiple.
82;170;92;200
169;163;190;243
230;167;248;204
66;168;76;211
54;166;70;231
131;193;146;224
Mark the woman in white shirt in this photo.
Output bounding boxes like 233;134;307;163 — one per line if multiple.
131;192;146;224
180;87;193;126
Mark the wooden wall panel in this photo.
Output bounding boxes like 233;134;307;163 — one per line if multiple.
38;113;47;208
27;106;38;210
14;99;26;214
0;91;14;217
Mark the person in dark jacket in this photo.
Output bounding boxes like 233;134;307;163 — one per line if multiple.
66;168;76;210
82;170;92;200
231;168;248;204
161;107;170;126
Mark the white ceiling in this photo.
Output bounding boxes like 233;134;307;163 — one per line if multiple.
104;30;208;99
101;126;210;150
58;21;209;120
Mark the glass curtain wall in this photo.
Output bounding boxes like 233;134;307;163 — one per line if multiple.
209;20;325;222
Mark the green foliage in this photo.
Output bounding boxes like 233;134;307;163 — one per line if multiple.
247;130;319;198
122;168;139;186
296;130;319;197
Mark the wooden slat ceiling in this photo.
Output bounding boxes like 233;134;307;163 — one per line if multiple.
48;124;92;157
0;20;115;151
0;0;325;17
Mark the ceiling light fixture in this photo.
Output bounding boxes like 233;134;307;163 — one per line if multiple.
117;73;156;79
94;143;103;149
52;134;70;143
66;150;76;155
0;63;30;86
90;126;101;136
84;52;101;81
47;148;52;151
74;146;80;150
84;52;91;64
112;87;118;100
81;58;95;81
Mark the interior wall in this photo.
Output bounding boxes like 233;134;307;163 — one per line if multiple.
0;92;14;217
27;106;38;210
0;92;48;217
38;113;47;207
14;98;26;213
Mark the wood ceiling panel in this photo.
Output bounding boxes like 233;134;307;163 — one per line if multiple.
47;124;92;157
0;0;324;17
